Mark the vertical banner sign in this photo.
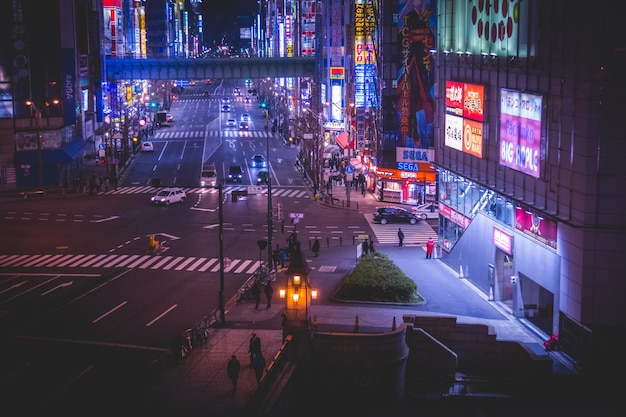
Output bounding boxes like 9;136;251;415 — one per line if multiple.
396;0;436;148
499;89;543;178
445;80;484;158
62;48;77;126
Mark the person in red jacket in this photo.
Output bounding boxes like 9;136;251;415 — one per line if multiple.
426;238;435;259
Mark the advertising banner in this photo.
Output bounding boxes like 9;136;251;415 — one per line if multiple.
499;89;543;178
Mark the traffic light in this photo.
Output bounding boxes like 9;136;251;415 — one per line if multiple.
101;158;106;166
259;101;268;109
149;101;158;109
132;137;139;154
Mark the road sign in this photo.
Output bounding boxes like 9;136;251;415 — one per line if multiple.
346;166;354;174
289;213;304;219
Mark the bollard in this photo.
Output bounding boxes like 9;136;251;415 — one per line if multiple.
339;236;342;246
326;237;330;247
392;317;397;331
354;315;359;333
313;314;317;330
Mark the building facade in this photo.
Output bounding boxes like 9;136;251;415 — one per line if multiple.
420;0;625;376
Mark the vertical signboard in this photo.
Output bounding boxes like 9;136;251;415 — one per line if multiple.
396;0;436;148
499;89;543;178
444;80;484;158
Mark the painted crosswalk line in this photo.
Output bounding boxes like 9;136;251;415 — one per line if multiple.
101;186;309;198
0;254;265;274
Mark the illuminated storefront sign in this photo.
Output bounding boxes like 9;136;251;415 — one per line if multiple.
463;119;483;158
493;227;513;254
515;205;557;249
445;81;484;158
330;67;344;80
375;167;435;181
499;89;543;178
439;203;472;230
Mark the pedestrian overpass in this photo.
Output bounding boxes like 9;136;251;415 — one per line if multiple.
105;57;315;81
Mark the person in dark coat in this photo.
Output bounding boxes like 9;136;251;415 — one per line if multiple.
398;228;405;247
362;239;369;256
312;238;320;257
369;240;376;253
264;282;273;309
251;282;261;309
249;332;261;364
227;355;241;395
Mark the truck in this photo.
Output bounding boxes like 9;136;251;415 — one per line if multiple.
200;162;218;188
156;110;168;127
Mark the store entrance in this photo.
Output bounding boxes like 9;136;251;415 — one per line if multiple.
519;272;554;336
492;249;514;305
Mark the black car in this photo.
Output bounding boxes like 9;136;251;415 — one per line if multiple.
227;163;244;183
256;170;269;185
373;207;420;225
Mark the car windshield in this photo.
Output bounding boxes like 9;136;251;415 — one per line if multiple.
156;191;169;197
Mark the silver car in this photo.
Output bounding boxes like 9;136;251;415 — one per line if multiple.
151;187;187;206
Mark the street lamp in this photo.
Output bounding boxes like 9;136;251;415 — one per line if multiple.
26;99;59;190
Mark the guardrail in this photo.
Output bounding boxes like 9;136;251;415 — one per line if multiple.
170;265;270;367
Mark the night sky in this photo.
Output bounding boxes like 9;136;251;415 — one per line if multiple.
200;0;258;47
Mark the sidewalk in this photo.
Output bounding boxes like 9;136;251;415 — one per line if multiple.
146;217;565;415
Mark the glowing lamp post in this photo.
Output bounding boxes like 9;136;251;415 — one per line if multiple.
279;245;316;332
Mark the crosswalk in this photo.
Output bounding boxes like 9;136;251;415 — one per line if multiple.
0;253;265;274
153;130;272;139
103;186;309;198
368;221;438;247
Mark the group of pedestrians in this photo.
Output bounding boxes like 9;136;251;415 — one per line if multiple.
397;228;436;258
251;281;273;310
226;332;267;395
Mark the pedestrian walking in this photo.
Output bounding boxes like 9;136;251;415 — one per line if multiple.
312;238;320;257
226;354;241;395
279;248;287;268
264;282;273;309
369;239;376;253
426;238;435;259
251;282;261;309
362;239;369;256
251;353;266;384
273;247;281;270
398;228;405;247
249;332;261;364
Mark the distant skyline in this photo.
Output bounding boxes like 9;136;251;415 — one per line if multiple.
201;0;258;47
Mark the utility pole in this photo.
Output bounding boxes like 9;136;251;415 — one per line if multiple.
218;184;225;324
266;108;273;270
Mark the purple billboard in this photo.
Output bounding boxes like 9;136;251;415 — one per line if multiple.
499;88;543;178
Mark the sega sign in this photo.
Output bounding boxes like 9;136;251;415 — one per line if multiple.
396;147;434;163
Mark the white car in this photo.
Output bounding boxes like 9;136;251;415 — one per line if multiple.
141;142;154;152
150;187;187;206
226;118;237;127
240;113;250;122
221;97;230;103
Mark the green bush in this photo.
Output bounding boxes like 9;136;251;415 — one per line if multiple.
334;252;422;303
